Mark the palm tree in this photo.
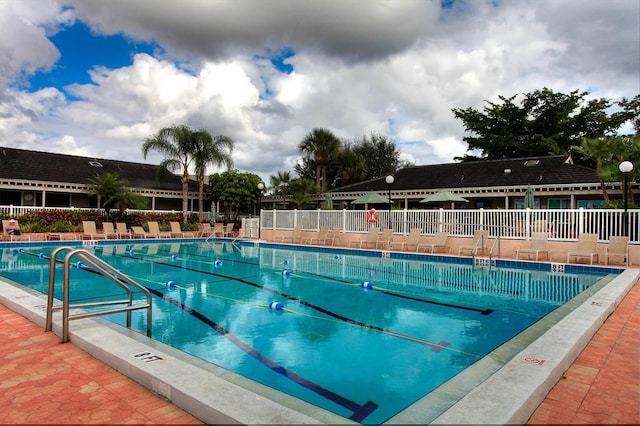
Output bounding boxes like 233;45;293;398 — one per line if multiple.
269;171;292;208
192;130;234;221
142;125;196;223
298;128;341;193
288;178;319;209
86;172;128;216
573;137;616;201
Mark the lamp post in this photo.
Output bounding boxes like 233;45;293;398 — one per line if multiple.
619;161;633;236
257;183;264;239
385;175;394;230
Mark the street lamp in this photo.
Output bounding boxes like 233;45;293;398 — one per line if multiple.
619;161;633;236
257;183;264;239
385;175;394;230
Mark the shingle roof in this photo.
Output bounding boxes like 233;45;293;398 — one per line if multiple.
331;155;599;192
0;146;198;192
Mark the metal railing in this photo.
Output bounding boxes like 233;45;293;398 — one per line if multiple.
259;208;640;243
45;247;152;343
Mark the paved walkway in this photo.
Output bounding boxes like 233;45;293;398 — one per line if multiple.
0;282;637;424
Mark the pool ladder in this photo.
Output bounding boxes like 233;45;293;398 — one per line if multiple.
45;246;152;343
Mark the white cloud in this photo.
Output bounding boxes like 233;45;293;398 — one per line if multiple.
0;0;637;183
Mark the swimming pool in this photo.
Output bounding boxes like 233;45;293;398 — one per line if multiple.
0;240;625;424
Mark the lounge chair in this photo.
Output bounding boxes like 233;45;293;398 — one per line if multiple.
81;221;107;240
170;221;196;238
376;229;394;250
567;233;599;265
197;223;212;237
1;219;31;241
147;221;171;238
516;232;549;261
115;222;132;239
391;228;422;252
222;223;236;237
325;227;342;246
130;226;149;239
605;236;629;266
458;229;489;256
418;231;451;253
276;224;303;244
101;222;119;239
349;226;379;249
212;223;225;237
302;226;330;245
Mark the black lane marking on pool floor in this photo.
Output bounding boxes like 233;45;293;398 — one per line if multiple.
148;287;379;423
122;254;453;351
146;245;495;315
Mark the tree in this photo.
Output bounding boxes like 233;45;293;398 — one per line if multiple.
572;137;617;201
269;171;292;208
85;172;147;218
142;125;196;223
298;128;342;193
332;142;366;187
86;172;128;216
288;178;319;209
207;170;262;221
453;88;639;161
353;132;403;180
192;130;234;221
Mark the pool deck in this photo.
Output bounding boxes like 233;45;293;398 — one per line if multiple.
0;243;638;423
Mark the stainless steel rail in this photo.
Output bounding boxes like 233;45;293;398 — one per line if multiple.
45;246;152;343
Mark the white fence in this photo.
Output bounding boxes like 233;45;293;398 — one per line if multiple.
260;208;640;244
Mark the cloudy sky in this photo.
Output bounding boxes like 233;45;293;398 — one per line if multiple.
1;0;638;182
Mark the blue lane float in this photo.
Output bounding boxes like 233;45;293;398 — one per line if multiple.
214;260;223;268
129;249;135;256
283;259;289;265
76;261;84;269
361;281;374;289
269;302;284;310
166;280;177;289
171;254;178;261
39;253;46;259
334;255;340;260
18;248;24;253
282;269;291;277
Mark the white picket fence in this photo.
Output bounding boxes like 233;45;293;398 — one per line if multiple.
260;208;640;243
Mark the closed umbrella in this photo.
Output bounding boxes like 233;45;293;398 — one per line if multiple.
524;185;535;209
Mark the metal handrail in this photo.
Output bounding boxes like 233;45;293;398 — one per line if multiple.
489;234;501;265
45;246;152;343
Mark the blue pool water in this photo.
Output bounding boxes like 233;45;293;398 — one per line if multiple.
0;241;617;424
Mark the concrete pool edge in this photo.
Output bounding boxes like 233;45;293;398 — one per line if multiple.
429;267;640;425
0;281;353;425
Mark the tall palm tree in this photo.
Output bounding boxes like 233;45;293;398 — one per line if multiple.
192;130;234;221
572;137;616;201
269;171;292;208
142;125;196;223
86;172;128;216
298;128;341;193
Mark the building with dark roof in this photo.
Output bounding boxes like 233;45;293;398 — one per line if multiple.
327;155;616;209
0;146;204;211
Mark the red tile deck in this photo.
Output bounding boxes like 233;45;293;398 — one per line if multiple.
1;281;638;424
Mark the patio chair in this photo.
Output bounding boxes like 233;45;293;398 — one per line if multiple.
222;223;236;237
81;221;107;240
197;223;212;237
458;229;489;256
375;228;394;250
349;226;379;249
516;232;549;261
325;227;342;246
212;223;226;237
130;226;149;239
301;226;330;245
417;231;451;253
147;221;171;238
115;222;132;239
391;228;422;252
101;222;119;239
605;236;629;266
1;219;31;241
170;221;196;238
567;233;599;265
276;224;304;244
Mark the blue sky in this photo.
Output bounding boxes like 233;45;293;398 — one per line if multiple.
1;0;638;181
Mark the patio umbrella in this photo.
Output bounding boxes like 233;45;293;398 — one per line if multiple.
351;192;390;206
524;185;535;209
419;190;469;209
419;190;469;204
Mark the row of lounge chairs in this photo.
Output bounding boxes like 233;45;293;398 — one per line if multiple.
275;224;342;246
81;221;237;240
